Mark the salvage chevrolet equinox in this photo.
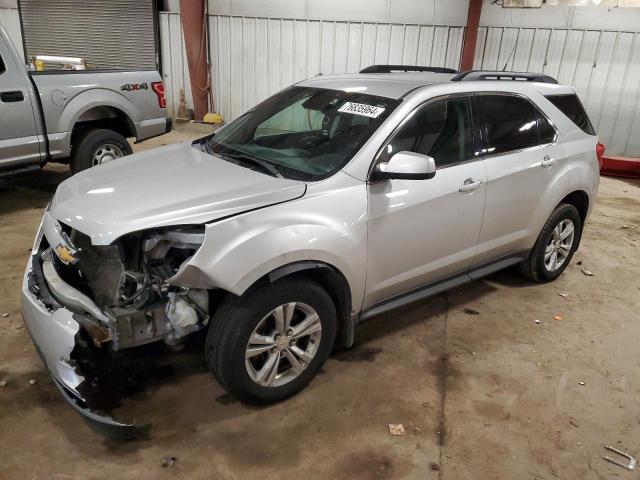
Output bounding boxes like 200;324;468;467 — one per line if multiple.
22;65;600;437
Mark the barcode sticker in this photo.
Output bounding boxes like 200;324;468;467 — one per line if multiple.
338;102;386;118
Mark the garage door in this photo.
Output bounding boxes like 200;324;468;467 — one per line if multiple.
19;0;157;70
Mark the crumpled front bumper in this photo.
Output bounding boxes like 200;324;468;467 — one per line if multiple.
21;241;139;439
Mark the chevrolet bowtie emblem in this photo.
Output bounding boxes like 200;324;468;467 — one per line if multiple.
54;243;79;265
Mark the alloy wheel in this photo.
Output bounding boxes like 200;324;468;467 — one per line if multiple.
544;219;575;272
245;302;322;387
92;143;124;166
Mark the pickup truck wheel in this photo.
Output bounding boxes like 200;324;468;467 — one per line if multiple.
206;280;337;404
520;203;582;282
71;129;132;173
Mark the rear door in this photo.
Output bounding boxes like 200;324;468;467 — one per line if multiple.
0;34;42;169
472;93;565;265
365;94;487;307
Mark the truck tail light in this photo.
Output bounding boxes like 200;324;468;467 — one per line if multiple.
151;81;166;109
596;142;605;168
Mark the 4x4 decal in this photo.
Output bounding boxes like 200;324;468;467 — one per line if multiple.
120;83;149;91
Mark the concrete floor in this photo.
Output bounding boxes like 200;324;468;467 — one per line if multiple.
1;124;639;479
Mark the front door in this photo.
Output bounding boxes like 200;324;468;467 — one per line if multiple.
0;34;42;169
365;95;486;308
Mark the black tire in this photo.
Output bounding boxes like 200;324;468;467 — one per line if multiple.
206;279;337;404
520;203;582;283
71;128;132;173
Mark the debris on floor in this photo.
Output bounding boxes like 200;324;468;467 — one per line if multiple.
1;313;8;317
388;424;406;436
534;319;541;325
582;268;594;276
430;462;440;471
558;292;569;298
28;379;36;385
463;307;480;315
603;446;637;471
0;380;7;387
162;456;177;468
553;315;564;321
578;381;585;386
408;422;422;433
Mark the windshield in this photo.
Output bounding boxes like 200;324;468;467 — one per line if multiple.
198;86;400;181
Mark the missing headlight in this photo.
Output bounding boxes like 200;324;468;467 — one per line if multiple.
142;228;205;280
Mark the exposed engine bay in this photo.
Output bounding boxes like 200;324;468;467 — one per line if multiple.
34;223;210;352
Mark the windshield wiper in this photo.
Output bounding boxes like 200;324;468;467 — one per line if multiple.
221;152;284;178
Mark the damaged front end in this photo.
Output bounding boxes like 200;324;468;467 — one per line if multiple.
21;211;210;439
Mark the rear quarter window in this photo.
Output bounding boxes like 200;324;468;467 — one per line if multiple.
0;53;5;74
544;94;595;136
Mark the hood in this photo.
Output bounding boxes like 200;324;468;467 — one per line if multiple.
50;142;306;245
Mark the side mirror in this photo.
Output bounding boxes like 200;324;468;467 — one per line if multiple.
372;151;436;181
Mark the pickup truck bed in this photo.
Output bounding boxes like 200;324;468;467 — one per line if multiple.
0;26;171;174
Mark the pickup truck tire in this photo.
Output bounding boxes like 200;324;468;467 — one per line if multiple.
71;128;132;173
206;279;337;404
520;203;582;283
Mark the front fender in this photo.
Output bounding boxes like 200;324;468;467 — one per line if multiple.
170;176;368;314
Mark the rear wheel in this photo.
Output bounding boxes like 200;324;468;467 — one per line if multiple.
206;279;337;404
71;128;132;173
520;203;581;282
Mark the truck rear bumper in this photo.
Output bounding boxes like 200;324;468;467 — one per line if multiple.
21;251;139;439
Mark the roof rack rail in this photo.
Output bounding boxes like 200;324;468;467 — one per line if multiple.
360;64;458;74
451;70;558;84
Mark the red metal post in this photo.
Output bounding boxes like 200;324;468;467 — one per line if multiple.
460;0;483;71
180;0;209;121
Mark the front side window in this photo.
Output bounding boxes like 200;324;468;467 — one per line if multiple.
378;96;475;169
478;94;555;156
199;87;399;181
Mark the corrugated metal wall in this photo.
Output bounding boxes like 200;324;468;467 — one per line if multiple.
0;8;23;60
160;11;640;156
159;12;193;119
474;27;640;156
207;15;465;121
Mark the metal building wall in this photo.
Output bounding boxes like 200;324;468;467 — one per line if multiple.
474;27;640;157
0;8;23;60
159;12;193;119
207;15;464;121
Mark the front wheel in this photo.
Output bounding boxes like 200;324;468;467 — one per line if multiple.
206;279;337;404
520;203;582;282
71;128;132;173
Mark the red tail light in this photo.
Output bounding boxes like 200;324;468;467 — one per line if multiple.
151;81;166;109
596;142;605;168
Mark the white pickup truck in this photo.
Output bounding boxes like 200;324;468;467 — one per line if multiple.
0;26;171;175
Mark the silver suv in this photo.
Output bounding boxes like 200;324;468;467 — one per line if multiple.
22;66;599;437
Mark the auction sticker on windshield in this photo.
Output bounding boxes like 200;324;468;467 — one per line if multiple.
338;102;386;118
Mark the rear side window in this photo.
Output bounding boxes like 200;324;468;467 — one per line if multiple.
0;53;5;74
545;94;595;135
477;95;556;156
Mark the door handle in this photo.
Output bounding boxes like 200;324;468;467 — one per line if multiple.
541;155;558;168
0;91;24;102
459;178;483;193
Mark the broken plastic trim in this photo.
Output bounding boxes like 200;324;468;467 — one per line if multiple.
51;375;147;440
25;253;145;440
